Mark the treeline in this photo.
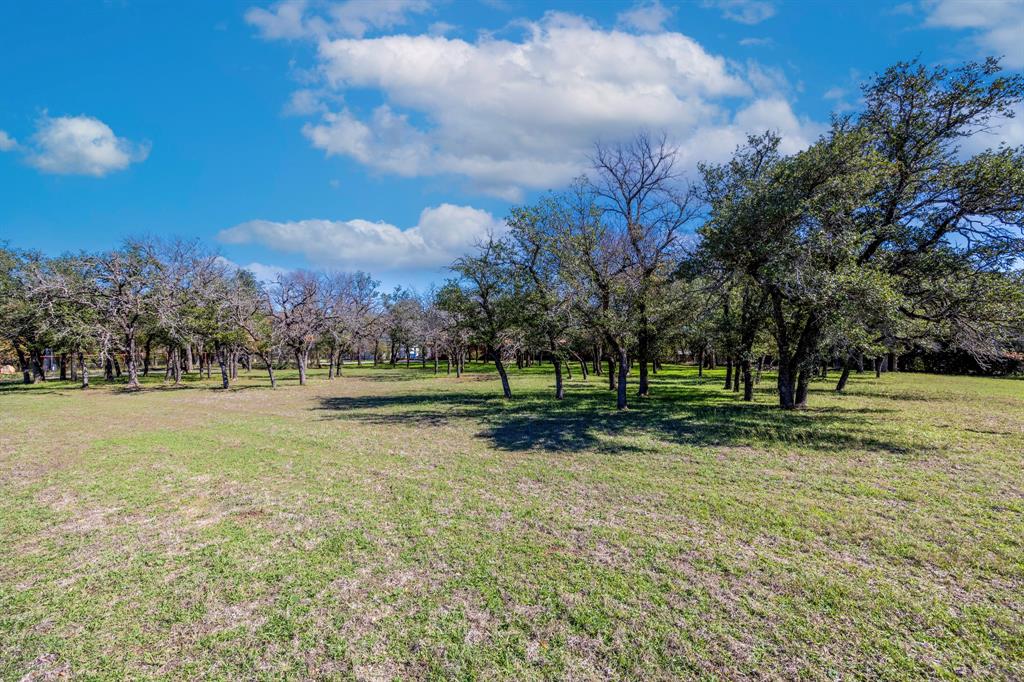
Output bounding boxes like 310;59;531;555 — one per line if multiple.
2;59;1023;409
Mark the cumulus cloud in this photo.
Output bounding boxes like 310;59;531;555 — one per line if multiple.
923;0;1024;68
246;0;431;40
25;115;148;176
0;130;17;151
617;1;674;33
217;203;503;270
704;0;777;25
279;12;821;198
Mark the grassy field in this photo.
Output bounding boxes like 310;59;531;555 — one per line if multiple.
1;363;1022;680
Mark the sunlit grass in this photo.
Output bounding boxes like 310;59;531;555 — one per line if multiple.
1;364;1021;679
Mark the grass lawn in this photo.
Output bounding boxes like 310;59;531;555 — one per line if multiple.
1;363;1022;680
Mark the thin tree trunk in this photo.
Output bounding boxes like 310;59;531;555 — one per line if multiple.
493;346;512;399
637;328;650;398
724;358;733;390
79;351;89;388
616;347;628;411
217;346;229;389
607;357;616;390
143;338;152;377
553;357;564;400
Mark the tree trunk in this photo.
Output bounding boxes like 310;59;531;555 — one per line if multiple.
31;349;46;383
59;353;68;380
724;358;733;390
777;361;796;409
16;347;31;384
492;346;512;399
78;351;89;388
125;335;141;390
795;368;811;408
616;347;628;411
296;349;308;386
553;357;564;400
607;357;616;390
733;362;740;392
835;356;852;392
741;358;753;401
328;343;336;379
875;356;882;378
143;338;152;377
260;352;276;388
105;355;114;382
697;349;704;379
580;359;588;380
336;351;344;377
217;346;230;389
185;345;194;373
637;328;650;398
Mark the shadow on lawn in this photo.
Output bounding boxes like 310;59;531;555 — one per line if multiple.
315;373;909;455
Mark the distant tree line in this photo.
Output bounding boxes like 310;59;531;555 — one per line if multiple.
2;59;1023;409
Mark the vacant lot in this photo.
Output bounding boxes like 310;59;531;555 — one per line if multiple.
1;365;1021;680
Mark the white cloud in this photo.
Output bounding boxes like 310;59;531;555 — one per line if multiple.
0;130;17;151
960;102;1024;154
704;0;777;25
217;203;503;270
923;0;1024;68
246;0;431;40
216;256;292;283
26;115;149;176
739;37;773;47
617;1;674;33
280;13;822;198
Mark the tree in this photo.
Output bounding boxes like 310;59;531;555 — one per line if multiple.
591;133;697;398
92;240;159;390
271;271;325;386
449;236;521;399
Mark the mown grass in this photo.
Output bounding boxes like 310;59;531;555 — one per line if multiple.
0;363;1021;680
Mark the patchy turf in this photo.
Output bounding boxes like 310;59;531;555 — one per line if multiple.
1;364;1022;680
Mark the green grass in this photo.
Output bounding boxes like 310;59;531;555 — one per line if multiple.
1;363;1022;680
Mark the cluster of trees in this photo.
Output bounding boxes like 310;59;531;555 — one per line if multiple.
2;59;1023;410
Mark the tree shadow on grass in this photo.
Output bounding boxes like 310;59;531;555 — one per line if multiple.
315;377;911;456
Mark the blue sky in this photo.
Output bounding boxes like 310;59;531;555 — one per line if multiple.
2;0;1022;289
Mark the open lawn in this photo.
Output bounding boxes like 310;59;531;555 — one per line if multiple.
1;365;1022;680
